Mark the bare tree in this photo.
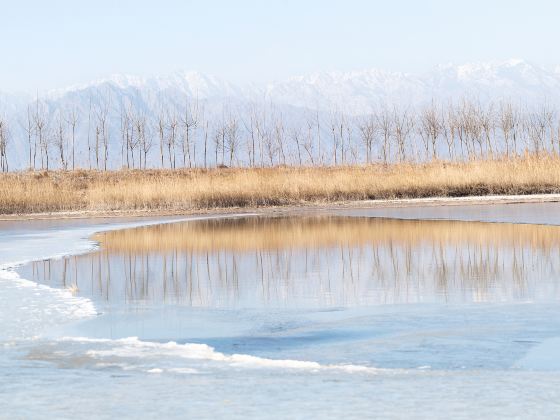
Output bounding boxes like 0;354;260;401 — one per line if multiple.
274;113;287;165
459;100;482;159
135;112;152;169
66;108;79;170
544;104;556;154
393;107;414;162
94;123;101;169
254;109;269;167
302;115;316;165
87;96;93;169
129;110;142;169
344;118;354;164
120;105;131;168
203;119;209;169
226;115;240;166
33;96;50;170
55;111;67;170
499;101;515;157
213;120;227;167
243;108;258;167
167;111;179;169
330;113;339;165
526;105;549;156
137;116;154;169
0;116;9;172
377;107;392;164
479;103;495;158
22;105;35;169
97;101;110;170
419;102;441;160
358;115;376;164
316;111;323;165
157;109;166;168
455;101;467;159
180;98;198;168
441;103;457;160
291;125;303;166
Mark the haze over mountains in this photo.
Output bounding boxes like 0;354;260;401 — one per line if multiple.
34;59;560;113
2;59;560;169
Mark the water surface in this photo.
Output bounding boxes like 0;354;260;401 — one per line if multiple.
3;205;560;418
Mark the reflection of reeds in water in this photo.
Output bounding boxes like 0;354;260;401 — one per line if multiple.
94;216;560;252
27;217;560;307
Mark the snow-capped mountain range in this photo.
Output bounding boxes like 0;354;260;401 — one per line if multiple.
2;59;560;169
36;59;560;115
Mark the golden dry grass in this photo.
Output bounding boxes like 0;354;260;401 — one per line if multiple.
2;155;560;215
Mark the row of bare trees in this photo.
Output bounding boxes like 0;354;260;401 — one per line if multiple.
22;98;81;171
6;97;560;171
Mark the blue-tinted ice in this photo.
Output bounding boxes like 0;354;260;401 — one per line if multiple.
2;204;560;419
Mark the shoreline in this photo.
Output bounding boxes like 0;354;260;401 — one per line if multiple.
3;192;560;221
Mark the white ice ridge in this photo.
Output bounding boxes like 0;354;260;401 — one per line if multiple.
64;336;382;374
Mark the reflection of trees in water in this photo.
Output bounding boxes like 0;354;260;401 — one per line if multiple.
28;217;560;307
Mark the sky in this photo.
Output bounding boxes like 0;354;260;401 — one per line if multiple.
2;0;560;92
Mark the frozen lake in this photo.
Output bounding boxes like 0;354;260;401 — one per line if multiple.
2;204;560;419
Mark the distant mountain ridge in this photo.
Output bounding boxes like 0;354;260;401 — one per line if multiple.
35;59;560;116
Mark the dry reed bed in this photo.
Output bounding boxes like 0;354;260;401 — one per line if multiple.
96;215;560;253
2;156;560;214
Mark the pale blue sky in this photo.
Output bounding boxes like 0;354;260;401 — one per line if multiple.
2;0;559;92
